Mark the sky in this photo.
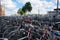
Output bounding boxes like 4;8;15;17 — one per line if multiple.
1;0;60;16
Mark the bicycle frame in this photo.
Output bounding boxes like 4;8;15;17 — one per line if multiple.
28;27;31;40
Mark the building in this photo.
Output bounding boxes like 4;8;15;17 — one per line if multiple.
47;0;60;21
48;8;60;17
48;8;60;20
0;2;5;16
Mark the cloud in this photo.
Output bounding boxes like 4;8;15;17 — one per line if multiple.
1;0;59;16
5;8;19;16
2;0;18;16
17;0;57;15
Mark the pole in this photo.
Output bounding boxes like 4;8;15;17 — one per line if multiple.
56;0;59;16
57;0;59;9
57;0;59;14
38;7;40;16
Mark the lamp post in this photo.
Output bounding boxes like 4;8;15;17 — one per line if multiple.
54;0;59;17
38;6;40;15
57;0;59;15
57;0;59;9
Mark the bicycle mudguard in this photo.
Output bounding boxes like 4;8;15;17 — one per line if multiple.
53;31;60;37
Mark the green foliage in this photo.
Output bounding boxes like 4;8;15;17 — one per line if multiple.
20;10;25;15
17;8;21;14
22;6;27;13
17;2;32;15
25;2;32;12
17;9;25;15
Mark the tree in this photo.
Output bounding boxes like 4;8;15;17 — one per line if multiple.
17;2;32;15
22;2;32;12
17;8;25;15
